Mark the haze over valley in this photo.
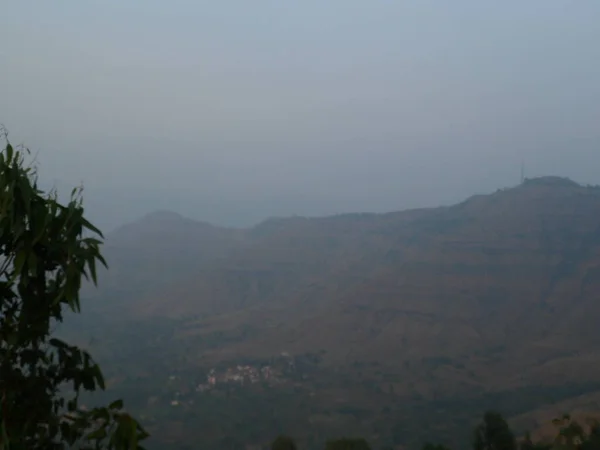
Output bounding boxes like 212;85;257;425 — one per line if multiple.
2;2;600;450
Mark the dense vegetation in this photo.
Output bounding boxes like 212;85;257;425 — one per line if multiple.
0;132;146;449
61;310;600;450
307;411;600;450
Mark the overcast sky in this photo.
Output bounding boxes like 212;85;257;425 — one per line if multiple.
2;1;599;230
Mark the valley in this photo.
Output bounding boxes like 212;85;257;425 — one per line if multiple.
65;176;600;449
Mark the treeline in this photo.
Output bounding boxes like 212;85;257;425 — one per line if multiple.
270;411;600;450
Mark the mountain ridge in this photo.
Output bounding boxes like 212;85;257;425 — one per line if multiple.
72;175;600;449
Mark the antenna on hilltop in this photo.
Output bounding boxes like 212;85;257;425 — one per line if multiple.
520;160;525;184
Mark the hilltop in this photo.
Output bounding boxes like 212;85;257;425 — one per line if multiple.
75;177;600;449
80;209;244;308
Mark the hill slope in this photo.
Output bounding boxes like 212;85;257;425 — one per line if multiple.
136;178;600;378
81;210;244;307
77;177;600;449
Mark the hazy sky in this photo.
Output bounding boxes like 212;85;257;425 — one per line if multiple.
2;1;600;230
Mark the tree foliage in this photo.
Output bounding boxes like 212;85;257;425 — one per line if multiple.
423;412;600;450
473;411;518;450
551;414;600;450
0;131;147;449
519;432;551;450
271;435;297;450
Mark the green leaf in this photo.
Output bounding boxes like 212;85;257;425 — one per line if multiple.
129;418;138;450
67;398;77;412
49;338;69;349
88;256;98;285
6;142;13;163
86;426;107;441
94;364;106;390
81;216;104;238
109;399;124;410
12;249;27;280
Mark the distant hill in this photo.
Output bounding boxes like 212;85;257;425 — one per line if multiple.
75;176;600;450
135;177;600;371
81;209;244;309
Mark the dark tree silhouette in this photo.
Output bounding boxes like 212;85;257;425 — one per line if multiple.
473;411;517;450
271;435;297;450
0;131;147;449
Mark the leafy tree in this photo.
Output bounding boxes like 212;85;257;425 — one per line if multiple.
552;414;586;450
519;432;551;450
550;414;600;450
473;411;517;450
581;420;600;450
271;435;297;450
325;438;371;450
0;131;147;449
519;432;534;450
